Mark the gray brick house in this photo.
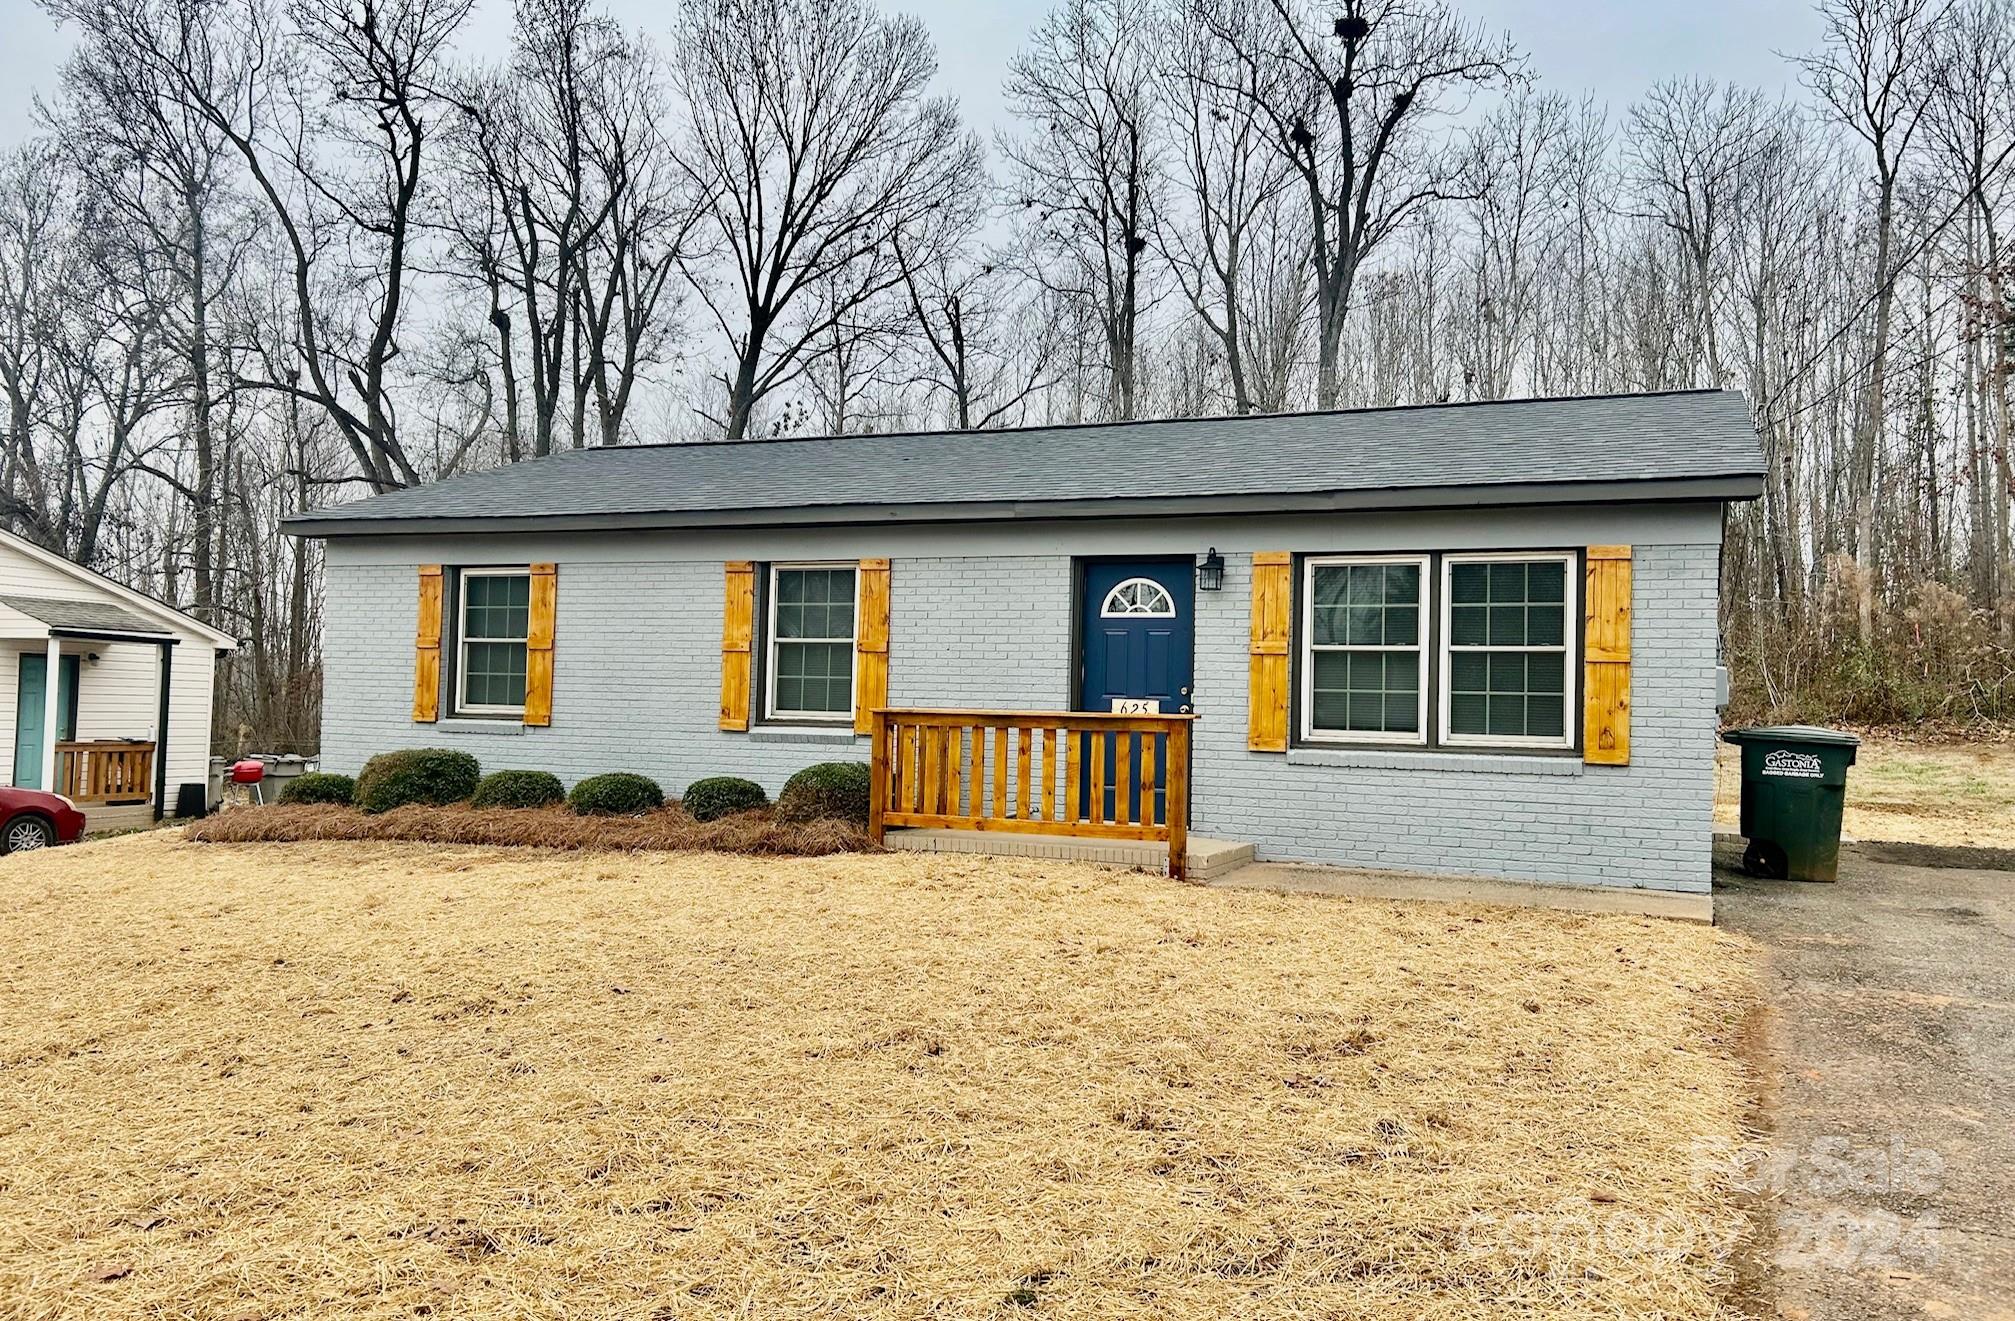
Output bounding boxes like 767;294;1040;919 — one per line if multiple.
287;389;1763;895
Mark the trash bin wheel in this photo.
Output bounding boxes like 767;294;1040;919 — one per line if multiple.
1743;839;1788;879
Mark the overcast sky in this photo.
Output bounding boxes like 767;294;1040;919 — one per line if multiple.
0;0;1823;152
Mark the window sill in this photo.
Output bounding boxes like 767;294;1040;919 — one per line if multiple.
750;725;862;746
1286;746;1583;776
437;717;526;736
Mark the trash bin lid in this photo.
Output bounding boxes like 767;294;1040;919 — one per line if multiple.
1720;724;1862;747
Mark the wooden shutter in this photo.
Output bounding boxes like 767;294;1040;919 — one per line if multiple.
1248;551;1292;751
522;562;556;726
854;557;890;735
1583;545;1632;765
719;561;756;731
413;565;443;723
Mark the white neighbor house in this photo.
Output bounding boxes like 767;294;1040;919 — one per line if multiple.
0;529;235;830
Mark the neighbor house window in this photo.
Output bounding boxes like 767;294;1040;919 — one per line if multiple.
457;568;530;715
1301;555;1429;744
767;564;857;720
1440;553;1575;748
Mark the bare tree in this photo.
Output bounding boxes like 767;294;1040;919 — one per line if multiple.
670;0;978;440
1204;0;1519;408
1001;0;1160;421
1926;0;2015;598
56;0;476;492
1154;0;1303;414
1800;0;1945;638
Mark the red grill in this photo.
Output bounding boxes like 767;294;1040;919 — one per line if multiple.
229;759;266;785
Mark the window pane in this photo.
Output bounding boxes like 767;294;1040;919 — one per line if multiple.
463;640;526;708
1313;562;1420;648
1450;651;1487;692
1529;656;1566;694
1489;652;1526;692
1450;563;1488;604
1488;604;1526;646
1311;565;1348;645
1450;604;1487;645
1449;691;1487;734
1489;562;1526;601
1527;694;1565;737
1487;694;1525;736
777;641;853;713
1527;603;1564;647
1310;647;1416;735
1386;651;1419;691
776;569;855;641
1527;560;1566;603
464;574;530;641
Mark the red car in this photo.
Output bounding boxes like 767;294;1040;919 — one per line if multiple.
0;787;87;854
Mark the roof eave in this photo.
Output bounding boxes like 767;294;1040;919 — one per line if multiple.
283;472;1766;539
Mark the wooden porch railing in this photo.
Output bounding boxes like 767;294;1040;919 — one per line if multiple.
869;708;1194;881
54;740;156;805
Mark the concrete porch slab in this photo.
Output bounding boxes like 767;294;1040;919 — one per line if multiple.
1209;860;1714;924
883;828;1256;881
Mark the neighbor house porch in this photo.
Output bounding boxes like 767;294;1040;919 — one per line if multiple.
0;595;176;832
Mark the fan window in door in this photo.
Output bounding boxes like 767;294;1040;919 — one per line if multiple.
1100;577;1176;618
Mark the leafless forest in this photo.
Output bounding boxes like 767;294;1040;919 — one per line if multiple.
1;0;2011;752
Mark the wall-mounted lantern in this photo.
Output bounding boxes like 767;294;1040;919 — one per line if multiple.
1197;548;1226;592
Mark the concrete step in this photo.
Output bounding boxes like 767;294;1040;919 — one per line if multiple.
884;827;1255;881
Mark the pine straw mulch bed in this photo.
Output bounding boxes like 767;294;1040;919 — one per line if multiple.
0;833;1759;1320
182;801;872;855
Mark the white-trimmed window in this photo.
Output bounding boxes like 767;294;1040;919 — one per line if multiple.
1439;553;1576;748
1301;555;1429;744
766;563;858;720
456;567;530;715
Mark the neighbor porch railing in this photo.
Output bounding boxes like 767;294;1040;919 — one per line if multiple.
868;708;1193;881
54;740;156;805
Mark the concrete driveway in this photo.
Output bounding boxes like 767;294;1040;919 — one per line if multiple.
1714;839;2015;1320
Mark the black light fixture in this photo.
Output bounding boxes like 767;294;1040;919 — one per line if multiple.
1197;548;1226;592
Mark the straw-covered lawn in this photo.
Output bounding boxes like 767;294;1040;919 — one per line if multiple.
0;833;1757;1319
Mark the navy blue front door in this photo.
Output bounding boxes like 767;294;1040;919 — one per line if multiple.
1077;559;1194;821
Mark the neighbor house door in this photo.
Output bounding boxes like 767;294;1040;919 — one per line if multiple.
1077;559;1194;822
13;654;79;789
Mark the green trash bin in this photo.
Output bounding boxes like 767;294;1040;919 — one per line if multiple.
1720;725;1860;881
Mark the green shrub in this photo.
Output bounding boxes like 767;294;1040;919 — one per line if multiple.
277;771;355;806
775;761;872;824
568;772;664;817
682;775;768;822
470;769;566;809
353;748;481;814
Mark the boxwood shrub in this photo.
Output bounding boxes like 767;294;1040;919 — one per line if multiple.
353;749;481;814
276;771;355;806
471;769;566;809
568;771;664;817
776;761;872;825
682;776;768;822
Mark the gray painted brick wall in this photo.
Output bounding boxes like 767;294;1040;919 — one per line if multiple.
321;511;1721;892
1185;546;1718;892
323;553;1076;797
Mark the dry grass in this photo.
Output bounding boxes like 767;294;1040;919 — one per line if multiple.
183;801;872;856
0;834;1757;1320
1714;728;2015;848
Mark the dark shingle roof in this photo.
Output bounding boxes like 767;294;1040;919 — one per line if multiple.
0;595;174;637
288;389;1763;535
